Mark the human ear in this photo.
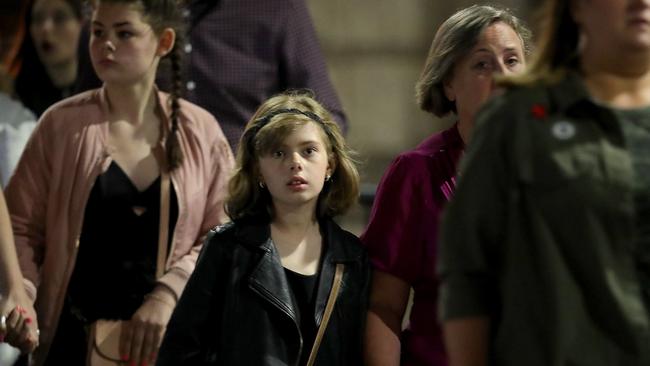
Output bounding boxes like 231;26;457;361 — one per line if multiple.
157;28;176;57
443;77;456;102
326;157;336;178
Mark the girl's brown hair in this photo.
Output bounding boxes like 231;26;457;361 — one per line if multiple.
226;91;360;221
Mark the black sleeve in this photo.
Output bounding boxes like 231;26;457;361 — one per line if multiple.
156;230;227;366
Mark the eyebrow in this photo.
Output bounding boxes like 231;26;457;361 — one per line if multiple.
91;20;132;27
275;140;322;149
300;140;321;145
473;47;521;54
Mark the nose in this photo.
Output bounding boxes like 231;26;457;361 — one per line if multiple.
42;20;53;33
103;40;115;52
494;61;507;75
34;18;54;35
490;62;512;91
289;153;302;171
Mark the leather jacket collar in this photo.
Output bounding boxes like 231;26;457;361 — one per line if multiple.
232;217;363;329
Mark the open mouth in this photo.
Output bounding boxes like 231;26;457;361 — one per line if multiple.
287;176;308;186
40;41;53;53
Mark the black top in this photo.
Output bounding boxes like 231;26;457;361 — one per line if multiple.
284;268;318;365
66;161;178;321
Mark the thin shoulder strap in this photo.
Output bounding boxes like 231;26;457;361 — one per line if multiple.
305;263;344;366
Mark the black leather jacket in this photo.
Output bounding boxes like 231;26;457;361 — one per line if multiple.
156;217;370;366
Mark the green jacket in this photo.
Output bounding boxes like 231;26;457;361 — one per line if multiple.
439;72;650;366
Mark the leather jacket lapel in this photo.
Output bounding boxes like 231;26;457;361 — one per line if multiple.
239;218;362;332
245;234;300;325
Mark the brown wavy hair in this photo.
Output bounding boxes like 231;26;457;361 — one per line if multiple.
226;91;360;221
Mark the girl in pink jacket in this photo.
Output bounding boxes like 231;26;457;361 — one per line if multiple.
5;1;234;365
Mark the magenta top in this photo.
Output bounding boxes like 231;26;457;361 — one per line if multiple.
361;124;464;366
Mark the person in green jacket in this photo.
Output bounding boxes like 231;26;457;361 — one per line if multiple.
438;0;650;365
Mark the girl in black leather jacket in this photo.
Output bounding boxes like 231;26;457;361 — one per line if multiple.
157;91;370;366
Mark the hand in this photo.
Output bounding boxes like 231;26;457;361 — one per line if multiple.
0;291;39;353
120;290;176;366
0;292;39;354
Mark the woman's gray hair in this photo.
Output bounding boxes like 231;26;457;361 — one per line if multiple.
415;4;531;117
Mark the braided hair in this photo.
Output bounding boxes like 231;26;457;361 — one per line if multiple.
166;15;184;169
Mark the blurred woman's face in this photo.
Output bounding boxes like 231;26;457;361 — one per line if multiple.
443;21;526;128
573;0;650;55
30;0;81;68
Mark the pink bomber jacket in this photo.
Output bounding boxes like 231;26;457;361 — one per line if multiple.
5;87;234;364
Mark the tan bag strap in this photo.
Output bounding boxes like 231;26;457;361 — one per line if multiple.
305;263;344;366
156;150;171;280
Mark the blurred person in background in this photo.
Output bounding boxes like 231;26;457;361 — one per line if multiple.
14;0;83;117
0;2;39;187
0;66;37;188
361;5;530;366
439;0;650;365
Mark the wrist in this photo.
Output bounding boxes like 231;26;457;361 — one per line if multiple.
3;288;29;305
145;288;176;308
